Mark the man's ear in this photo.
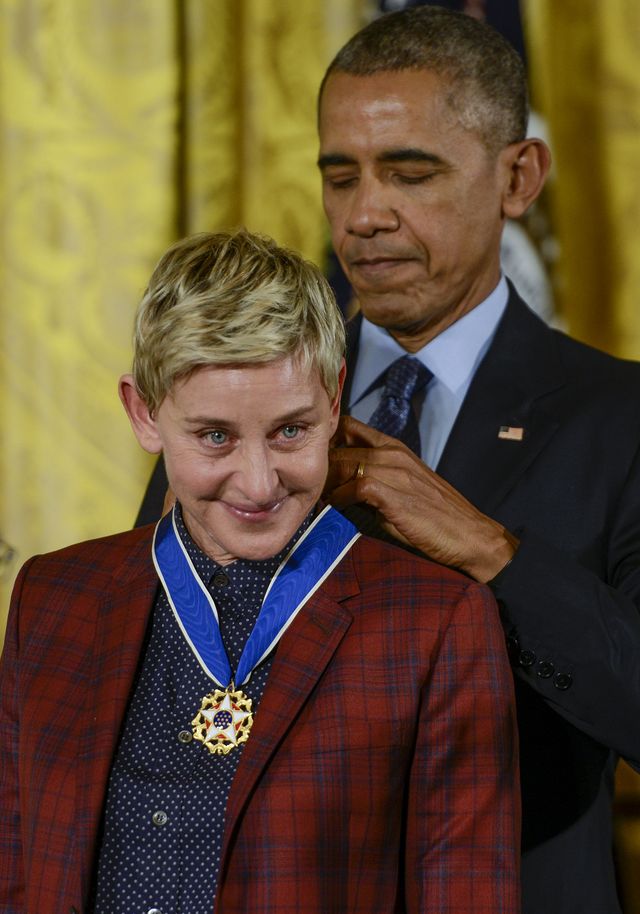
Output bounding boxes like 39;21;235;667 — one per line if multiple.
329;359;347;433
119;374;163;454
500;137;551;220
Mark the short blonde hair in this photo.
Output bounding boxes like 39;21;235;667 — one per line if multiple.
132;229;345;413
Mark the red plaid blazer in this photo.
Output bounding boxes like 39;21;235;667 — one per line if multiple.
0;525;519;914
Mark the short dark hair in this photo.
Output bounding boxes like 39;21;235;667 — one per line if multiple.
319;6;528;153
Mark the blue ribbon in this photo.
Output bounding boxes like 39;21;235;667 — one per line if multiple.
153;505;360;688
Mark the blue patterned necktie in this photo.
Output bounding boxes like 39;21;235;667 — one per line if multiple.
368;355;432;457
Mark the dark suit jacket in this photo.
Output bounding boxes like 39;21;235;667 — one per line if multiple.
344;288;640;914
0;525;519;914
133;285;640;913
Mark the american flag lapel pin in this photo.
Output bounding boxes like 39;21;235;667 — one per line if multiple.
498;425;524;441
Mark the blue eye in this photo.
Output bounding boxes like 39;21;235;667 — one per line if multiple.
281;425;299;439
208;430;228;445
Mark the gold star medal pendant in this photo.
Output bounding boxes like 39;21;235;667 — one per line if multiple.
152;505;361;755
192;684;253;755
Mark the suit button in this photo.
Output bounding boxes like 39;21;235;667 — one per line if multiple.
553;671;573;691
536;660;555;679
178;729;193;744
518;649;536;667
152;810;168;826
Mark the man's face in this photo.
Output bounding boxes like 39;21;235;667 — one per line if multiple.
319;69;511;350
149;356;342;564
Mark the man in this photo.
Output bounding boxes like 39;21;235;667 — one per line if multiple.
318;7;640;914
0;229;518;913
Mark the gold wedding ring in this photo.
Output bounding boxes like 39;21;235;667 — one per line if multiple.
355;461;366;479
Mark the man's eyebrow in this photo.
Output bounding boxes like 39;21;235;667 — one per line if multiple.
318;149;446;169
378;148;445;165
317;153;356;169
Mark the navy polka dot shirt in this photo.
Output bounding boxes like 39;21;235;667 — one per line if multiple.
93;505;313;914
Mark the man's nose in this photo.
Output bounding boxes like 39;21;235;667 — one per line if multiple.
345;179;399;237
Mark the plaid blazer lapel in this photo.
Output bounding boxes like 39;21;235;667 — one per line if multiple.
75;529;158;895
220;549;360;866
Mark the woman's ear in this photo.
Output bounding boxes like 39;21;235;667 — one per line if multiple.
119;374;163;454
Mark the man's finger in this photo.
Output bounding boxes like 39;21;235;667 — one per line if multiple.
332;416;425;468
332;414;401;449
324;477;413;548
326;446;383;492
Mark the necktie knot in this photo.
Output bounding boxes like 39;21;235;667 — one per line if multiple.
382;355;431;401
368;355;432;456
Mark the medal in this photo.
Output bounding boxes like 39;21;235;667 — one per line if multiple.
153;504;360;753
192;685;253;755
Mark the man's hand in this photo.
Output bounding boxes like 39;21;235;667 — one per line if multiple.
325;416;517;583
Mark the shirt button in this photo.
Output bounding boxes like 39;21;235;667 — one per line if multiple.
212;571;230;588
148;909;163;914
178;729;193;744
152;810;168;827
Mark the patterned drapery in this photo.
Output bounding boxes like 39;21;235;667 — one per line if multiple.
526;6;640;905
525;0;640;358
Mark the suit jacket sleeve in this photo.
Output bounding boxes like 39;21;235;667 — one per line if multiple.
431;294;640;772
407;581;520;912
491;436;640;768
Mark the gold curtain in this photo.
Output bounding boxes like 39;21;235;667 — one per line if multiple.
0;0;361;630
525;5;640;910
524;0;640;359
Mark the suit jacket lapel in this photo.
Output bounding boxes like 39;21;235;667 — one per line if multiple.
221;547;360;857
436;288;565;515
343;292;566;517
76;528;158;894
342;311;363;412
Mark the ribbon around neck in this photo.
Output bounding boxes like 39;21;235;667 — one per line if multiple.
152;505;360;688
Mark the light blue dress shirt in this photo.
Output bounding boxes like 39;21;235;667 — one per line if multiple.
348;277;509;470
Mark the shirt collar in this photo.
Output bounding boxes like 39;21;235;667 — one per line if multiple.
349;276;509;406
174;502;315;589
